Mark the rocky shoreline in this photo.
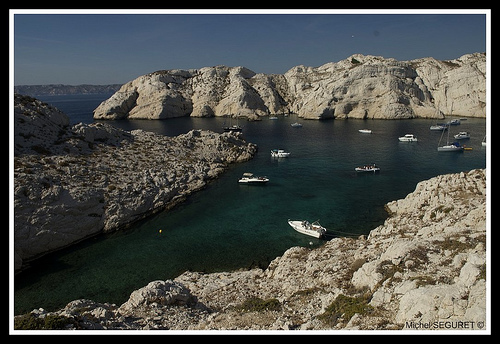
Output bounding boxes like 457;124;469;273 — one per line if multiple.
13;94;257;271
14;169;487;331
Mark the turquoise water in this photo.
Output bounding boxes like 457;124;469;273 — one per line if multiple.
15;96;487;314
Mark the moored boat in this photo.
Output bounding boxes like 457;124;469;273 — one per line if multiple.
291;122;302;128
223;124;242;132
398;134;418;142
355;164;380;173
288;219;326;239
271;149;291;158
430;124;448;131
437;142;464;152
358;129;372;134
238;172;269;184
454;131;470;140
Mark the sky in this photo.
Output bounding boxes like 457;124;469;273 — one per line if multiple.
11;10;488;86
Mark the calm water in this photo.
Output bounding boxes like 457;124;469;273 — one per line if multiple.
14;95;487;314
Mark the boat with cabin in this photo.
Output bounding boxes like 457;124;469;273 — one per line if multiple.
398;134;418;142
454;131;470;140
271;149;291;158
238;173;269;184
355;164;380;173
288;219;326;239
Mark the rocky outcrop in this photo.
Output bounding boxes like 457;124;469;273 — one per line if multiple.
13;94;257;271
18;169;487;331
94;53;486;121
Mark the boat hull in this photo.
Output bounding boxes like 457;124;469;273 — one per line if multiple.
437;146;464;152
288;220;325;239
238;179;269;184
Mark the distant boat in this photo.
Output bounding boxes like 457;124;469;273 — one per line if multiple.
482;135;486;146
437;106;464;152
269;116;278;120
291;122;302;128
398;134;418;142
223;114;242;132
288;219;326;239
223;125;242;132
447;119;461;125
430;124;448;131
454;131;470;140
437;142;464;152
238;172;269;184
271;149;291;158
358;129;372;134
355;164;380;173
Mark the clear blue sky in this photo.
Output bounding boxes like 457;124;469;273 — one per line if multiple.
12;10;488;85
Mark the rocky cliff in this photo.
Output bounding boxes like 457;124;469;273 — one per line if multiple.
16;169;487;331
13;94;257;271
93;53;486;121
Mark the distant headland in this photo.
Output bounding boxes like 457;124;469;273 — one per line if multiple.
14;84;122;96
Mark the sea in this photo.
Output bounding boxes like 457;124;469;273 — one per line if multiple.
13;94;488;314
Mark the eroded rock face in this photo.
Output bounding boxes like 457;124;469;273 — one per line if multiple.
20;169;486;331
13;95;257;271
94;53;486;121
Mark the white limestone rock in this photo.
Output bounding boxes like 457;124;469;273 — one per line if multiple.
93;53;486;121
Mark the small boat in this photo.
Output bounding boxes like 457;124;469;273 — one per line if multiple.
437;121;464;152
291;122;303;128
238;172;269;184
454;131;470;140
223;125;243;132
358;129;372;134
269;116;278;120
355;164;380;173
437;142;464;152
430;124;448;131
288;219;326;239
223;114;242;132
398;134;418;142
482;135;486;146
271;149;291;158
447;119;461;125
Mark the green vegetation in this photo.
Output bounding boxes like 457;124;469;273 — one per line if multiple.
318;294;373;325
235;297;281;313
14;313;75;330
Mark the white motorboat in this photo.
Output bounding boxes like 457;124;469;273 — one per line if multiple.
430;124;448;131
238;172;269;184
482;135;486;146
358;129;372;134
271;149;291;158
355;164;380;173
454;131;470;140
288;219;326;239
291;122;303;128
223;124;242;132
398;134;418;142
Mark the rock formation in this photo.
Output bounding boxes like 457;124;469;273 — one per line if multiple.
13;94;257;271
93;53;486;121
16;169;487;331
